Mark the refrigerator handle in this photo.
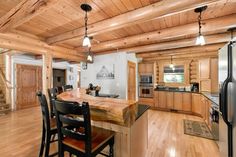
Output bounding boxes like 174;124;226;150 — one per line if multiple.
220;43;233;126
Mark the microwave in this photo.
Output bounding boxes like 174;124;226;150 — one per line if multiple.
140;75;153;85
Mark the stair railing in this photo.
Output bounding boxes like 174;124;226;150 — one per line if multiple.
0;67;14;89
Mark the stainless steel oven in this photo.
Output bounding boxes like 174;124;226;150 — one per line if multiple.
139;75;153;85
139;86;153;98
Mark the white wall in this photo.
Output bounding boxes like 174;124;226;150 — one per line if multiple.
10;54;79;110
80;52;138;100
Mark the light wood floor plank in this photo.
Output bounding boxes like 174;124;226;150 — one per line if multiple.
0;107;220;157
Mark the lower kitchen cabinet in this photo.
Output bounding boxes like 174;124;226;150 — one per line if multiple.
173;92;182;110
166;92;174;109
154;91;192;112
192;93;201;115
182;93;192;112
138;97;154;107
158;91;167;109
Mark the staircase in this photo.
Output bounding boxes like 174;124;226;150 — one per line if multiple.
0;88;10;115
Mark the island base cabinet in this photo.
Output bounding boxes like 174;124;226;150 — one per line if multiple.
91;111;148;157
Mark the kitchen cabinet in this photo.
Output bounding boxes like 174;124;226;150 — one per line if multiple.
166;92;173;109
173;92;182;110
139;97;154;107
138;63;153;74
154;91;159;108
158;91;167;109
200;95;206;119
182;93;192;112
192;93;201;115
199;59;210;79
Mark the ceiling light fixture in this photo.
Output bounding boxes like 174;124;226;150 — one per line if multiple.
195;6;207;46
87;48;93;62
81;3;92;47
169;55;174;69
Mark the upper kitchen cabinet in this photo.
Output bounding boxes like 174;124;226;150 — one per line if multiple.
138;63;154;74
199;59;210;79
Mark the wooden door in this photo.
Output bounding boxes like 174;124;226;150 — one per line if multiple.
182;93;192;112
128;61;136;101
166;92;173;109
16;64;42;110
173;92;182;110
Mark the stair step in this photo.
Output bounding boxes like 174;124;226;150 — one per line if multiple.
0;108;10;115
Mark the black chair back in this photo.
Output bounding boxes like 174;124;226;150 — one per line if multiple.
56;86;63;94
48;88;58;118
54;100;92;153
37;91;51;132
62;85;73;91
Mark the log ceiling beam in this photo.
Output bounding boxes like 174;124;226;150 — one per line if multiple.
136;43;224;58
0;31;86;62
95;33;230;55
0;0;60;32
46;0;220;44
77;14;236;53
143;51;218;61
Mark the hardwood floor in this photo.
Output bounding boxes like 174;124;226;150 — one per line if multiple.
0;107;220;157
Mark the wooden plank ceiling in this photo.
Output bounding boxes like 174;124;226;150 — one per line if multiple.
0;0;235;60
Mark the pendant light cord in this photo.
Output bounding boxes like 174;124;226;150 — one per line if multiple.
84;11;88;37
198;11;202;36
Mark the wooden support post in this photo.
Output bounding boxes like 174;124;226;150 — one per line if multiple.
42;54;52;96
4;54;12;109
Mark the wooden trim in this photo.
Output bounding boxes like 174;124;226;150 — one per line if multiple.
0;0;60;32
127;61;136;101
158;60;191;87
46;0;219;44
95;33;230;54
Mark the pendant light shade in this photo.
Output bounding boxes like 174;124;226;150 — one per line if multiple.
195;35;205;45
195;6;207;46
83;36;91;47
87;48;93;62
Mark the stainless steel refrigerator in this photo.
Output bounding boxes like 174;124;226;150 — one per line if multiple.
219;40;236;157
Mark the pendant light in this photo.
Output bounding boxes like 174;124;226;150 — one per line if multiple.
81;4;92;47
169;56;174;68
87;48;94;62
195;6;207;46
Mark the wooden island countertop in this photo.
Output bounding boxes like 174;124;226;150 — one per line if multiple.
57;88;138;126
57;88;149;157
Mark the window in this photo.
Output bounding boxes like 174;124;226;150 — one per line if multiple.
163;65;184;83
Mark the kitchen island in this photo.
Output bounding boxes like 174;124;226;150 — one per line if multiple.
57;88;149;157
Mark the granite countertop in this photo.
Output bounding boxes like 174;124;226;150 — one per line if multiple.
154;88;199;94
136;104;150;120
154;88;219;106
201;92;219;106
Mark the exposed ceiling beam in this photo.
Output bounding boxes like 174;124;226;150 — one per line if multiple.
0;31;86;62
136;43;224;58
77;14;236;53
0;0;60;32
46;0;220;44
95;33;230;54
143;51;218;61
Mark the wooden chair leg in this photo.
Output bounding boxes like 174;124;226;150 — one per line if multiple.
44;133;51;157
39;124;46;157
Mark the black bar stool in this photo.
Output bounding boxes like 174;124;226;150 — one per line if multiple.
48;88;58;118
54;100;115;157
37;91;58;157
